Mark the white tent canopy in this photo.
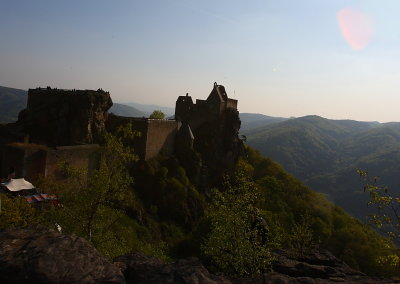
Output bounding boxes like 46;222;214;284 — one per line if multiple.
1;178;35;192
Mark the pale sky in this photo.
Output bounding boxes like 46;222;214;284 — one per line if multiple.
1;0;400;122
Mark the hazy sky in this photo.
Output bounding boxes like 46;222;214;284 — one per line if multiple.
1;0;400;122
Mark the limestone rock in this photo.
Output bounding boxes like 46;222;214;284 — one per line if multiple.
0;225;125;284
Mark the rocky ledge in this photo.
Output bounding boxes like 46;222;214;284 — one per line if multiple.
0;226;124;284
0;226;397;284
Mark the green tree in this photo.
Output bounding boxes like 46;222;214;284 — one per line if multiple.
286;213;315;256
358;169;400;268
43;124;139;258
201;171;275;277
149;110;165;119
0;194;42;228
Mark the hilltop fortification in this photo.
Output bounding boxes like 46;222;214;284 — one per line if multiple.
0;83;243;187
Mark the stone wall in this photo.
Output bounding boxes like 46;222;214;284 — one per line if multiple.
106;114;178;161
145;119;179;160
45;145;100;180
225;99;238;109
0;143;99;183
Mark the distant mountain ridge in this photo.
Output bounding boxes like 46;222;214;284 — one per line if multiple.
123;102;175;117
109;103;146;117
239;113;287;131
0;86;28;123
243;115;400;220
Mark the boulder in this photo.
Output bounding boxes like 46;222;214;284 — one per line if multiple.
0;225;125;284
114;253;231;284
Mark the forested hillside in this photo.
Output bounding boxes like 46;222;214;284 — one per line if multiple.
243;115;400;220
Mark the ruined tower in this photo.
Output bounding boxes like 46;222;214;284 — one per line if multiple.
18;87;113;146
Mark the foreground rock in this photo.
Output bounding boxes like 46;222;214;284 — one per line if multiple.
114;250;397;284
114;253;230;284
0;226;125;284
233;249;396;283
0;226;396;283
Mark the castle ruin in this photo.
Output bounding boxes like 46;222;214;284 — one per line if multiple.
0;83;243;186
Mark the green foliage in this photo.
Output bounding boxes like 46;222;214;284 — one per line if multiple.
39;125;200;260
201;171;275;277
357;169;400;242
0;194;42;228
357;169;400;270
286;213;316;256
149;110;165;119
243;146;400;277
134;154;205;229
42;123;141;258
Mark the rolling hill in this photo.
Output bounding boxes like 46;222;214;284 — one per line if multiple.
109;103;146;117
239;113;287;131
243;115;400;220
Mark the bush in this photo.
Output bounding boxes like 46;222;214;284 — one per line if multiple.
201;172;274;277
0;194;41;228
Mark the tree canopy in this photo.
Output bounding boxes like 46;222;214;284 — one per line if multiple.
149;110;165;119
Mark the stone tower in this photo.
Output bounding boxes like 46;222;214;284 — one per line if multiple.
18;87;113;146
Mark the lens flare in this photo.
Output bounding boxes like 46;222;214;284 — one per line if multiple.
337;8;374;50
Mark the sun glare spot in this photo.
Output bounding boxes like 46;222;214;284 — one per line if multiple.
337;8;374;50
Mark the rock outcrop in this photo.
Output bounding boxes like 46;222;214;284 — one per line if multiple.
114;253;230;284
113;250;397;284
18;87;112;146
0;226;396;284
233;249;396;283
0;226;125;284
